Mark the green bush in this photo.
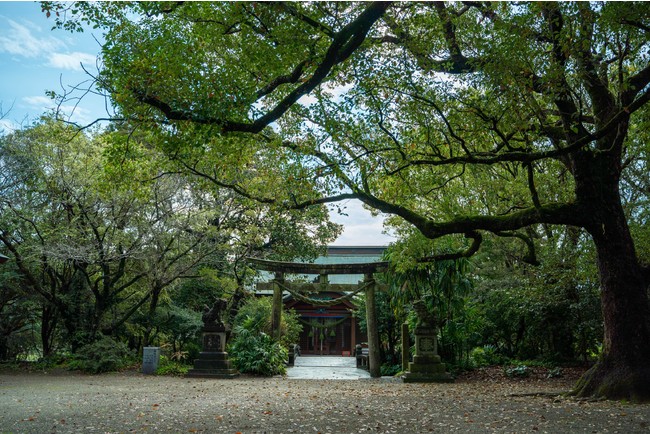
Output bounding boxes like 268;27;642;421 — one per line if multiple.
470;345;503;367
68;335;133;374
155;355;190;376
184;342;201;362
380;363;402;376
227;296;301;376
450;357;476;374
228;328;287;376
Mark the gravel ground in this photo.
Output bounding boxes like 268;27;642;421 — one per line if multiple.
1;369;649;433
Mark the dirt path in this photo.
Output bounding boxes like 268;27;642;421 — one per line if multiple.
1;369;649;433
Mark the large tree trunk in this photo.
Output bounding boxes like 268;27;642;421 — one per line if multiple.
572;161;650;402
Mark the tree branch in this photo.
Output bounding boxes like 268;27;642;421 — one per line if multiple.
574;3;615;125
495;230;540;265
418;231;483;263
381;6;480;74
353;189;583;241
624;62;650;106
278;3;334;37
133;2;392;133
387;86;650;170
255;59;310;99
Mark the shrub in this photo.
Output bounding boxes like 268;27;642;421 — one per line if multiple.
470;345;503;367
184;342;201;362
155;355;190;376
69;335;133;374
450;357;476;374
227;297;301;376
228;327;287;376
380;363;402;376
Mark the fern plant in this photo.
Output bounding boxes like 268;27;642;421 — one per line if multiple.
228;327;287;376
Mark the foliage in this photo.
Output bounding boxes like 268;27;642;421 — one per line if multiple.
227;296;300;376
68;335;133;374
131;304;203;352
155;355;190;377
470;345;503;368
383;236;476;364
232;297;302;348
0;267;38;361
0;117;332;363
504;365;530;379
228;327;287;376
472;229;603;362
0;118;220;354
380;363;402;377
354;289;403;366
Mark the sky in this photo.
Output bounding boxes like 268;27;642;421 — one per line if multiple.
0;1;396;247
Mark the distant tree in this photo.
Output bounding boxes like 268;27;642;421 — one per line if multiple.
0;119;340;355
0;120;212;350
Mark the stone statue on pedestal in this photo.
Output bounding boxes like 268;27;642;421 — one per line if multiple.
187;298;238;379
402;299;453;383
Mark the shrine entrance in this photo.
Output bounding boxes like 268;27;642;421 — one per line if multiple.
288;291;359;356
249;257;388;377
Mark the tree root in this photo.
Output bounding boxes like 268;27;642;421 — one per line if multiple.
570;360;650;403
508;391;569;398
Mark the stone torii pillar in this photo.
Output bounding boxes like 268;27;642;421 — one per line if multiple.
364;273;381;378
271;272;284;341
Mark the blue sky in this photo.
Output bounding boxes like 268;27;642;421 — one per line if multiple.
0;1;105;131
0;1;394;247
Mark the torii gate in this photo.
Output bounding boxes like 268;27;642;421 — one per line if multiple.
248;257;388;378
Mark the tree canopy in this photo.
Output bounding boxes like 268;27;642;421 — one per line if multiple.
0;116;339;358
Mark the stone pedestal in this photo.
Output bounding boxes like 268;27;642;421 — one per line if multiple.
402;315;454;383
186;330;239;378
186;300;239;379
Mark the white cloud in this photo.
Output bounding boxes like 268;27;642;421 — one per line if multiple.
0;118;19;134
58;105;94;125
23;95;55;109
22;95;95;124
0;19;63;58
329;200;396;246
47;51;97;71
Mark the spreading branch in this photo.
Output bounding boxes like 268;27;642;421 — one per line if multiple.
133;2;392;133
418;231;483;263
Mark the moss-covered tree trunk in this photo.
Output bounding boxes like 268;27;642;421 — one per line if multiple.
572;154;650;402
574;233;650;401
